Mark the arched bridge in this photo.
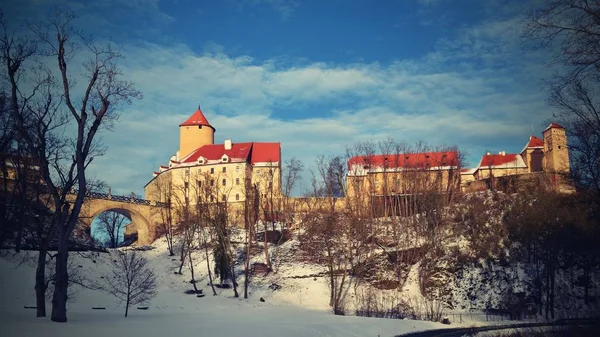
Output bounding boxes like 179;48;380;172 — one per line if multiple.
74;191;165;245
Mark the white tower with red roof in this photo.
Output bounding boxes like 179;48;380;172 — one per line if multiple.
178;105;215;160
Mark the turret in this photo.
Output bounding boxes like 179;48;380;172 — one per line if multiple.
178;105;215;160
542;122;569;173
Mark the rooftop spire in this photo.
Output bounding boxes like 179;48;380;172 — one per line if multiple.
179;105;215;131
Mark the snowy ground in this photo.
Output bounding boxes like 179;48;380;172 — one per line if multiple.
0;237;447;337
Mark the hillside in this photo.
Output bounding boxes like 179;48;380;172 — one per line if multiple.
0;236;447;337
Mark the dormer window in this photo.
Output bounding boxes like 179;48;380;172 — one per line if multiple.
197;156;206;165
221;154;229;163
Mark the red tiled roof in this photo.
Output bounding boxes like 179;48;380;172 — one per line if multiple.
179;107;215;129
478;154;526;168
181;142;280;164
348;151;459;170
250;142;281;164
520;136;545;154
543;122;565;131
527;136;544;148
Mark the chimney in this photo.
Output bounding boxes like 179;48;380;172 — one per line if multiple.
224;139;232;150
486;152;491;155
498;151;505;156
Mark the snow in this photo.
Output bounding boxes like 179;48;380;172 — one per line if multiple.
0;236;445;337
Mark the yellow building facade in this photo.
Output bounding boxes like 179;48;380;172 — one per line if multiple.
144;106;281;223
346;151;461;198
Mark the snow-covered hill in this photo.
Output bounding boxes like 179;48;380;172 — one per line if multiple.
0;236;446;337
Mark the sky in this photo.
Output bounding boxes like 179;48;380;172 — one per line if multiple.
3;0;559;197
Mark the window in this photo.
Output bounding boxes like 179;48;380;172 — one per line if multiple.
236;194;240;201
184;181;189;189
197;180;201;188
210;195;214;202
210;167;214;174
210;180;214;186
268;181;272;189
236;178;240;185
185;196;189;204
222;179;226;186
236;165;240;172
222;195;226;202
222;167;227;173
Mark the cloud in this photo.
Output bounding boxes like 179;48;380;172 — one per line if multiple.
85;18;554;196
3;0;558;196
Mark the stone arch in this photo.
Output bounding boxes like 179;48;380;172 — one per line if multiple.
80;202;156;245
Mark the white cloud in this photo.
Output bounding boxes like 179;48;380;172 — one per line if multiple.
89;31;554;195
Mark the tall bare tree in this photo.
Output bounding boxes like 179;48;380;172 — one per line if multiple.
524;0;600;195
1;11;141;321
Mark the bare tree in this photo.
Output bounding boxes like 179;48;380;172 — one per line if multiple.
2;10;141;321
524;0;600;195
243;178;259;298
150;174;176;256
303;156;350;315
281;157;303;231
194;171;217;296
94;211;128;248
104;250;157;317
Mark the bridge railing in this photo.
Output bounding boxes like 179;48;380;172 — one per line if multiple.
73;190;166;207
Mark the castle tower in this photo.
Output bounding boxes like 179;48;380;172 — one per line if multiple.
178;105;215;159
542;122;570;173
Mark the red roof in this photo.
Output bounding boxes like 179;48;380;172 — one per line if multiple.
348;151;459;170
526;136;544;148
181;142;280;165
250;142;281;164
179;107;215;129
478;154;525;168
543;122;565;131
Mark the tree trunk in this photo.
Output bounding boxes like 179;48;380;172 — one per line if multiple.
15;207;25;252
35;249;47;317
244;230;250;299
204;238;217;296
230;263;239;298
263;221;271;270
177;238;187;274
125;296;130;317
50;233;69;322
188;250;198;293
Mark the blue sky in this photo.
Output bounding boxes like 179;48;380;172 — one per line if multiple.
4;0;557;196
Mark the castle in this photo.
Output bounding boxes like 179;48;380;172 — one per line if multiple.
345;122;572;198
144;106;281;219
145;108;571;225
460;122;571;192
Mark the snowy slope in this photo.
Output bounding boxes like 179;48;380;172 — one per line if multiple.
0;236;446;337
